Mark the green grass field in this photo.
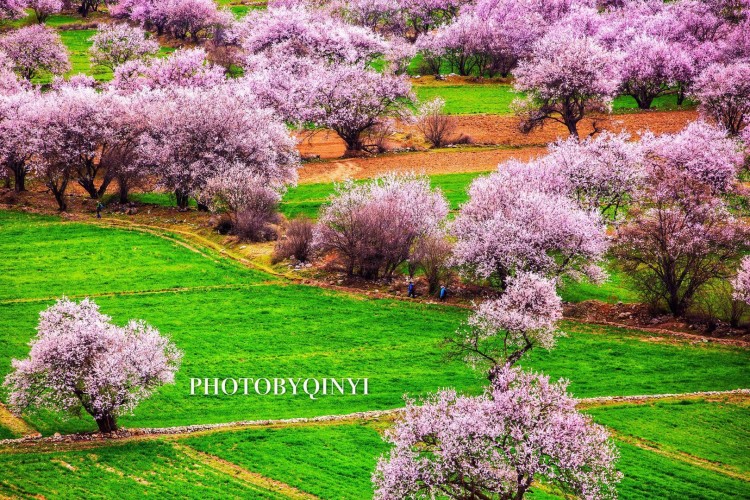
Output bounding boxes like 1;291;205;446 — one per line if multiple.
1;211;748;438
3;400;746;498
414;84;694;115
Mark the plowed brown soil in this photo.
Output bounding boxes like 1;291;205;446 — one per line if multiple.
296;110;698;183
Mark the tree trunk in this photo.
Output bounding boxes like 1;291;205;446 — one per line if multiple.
95;413;118;433
117;176;130;204
175;189;190;210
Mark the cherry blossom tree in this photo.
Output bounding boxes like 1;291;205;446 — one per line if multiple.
732;257;750;306
446;272;563;376
618;34;692;109
71;0;106;17
0;89;38;191
112;0;230;40
513;26;620;138
3;298;182;433
614;151;749;316
28;0;63;22
374;366;620;500
314;173;449;279
640;120;743;194
0;0;26;20
29;86;113;206
0;25;70;81
138;83;299;209
692;61;750;135
451;167;608;286
90;23;160;71
545;131;643;218
0;50;27;95
237;6;387;66
409;230;453;294
111;48;225;92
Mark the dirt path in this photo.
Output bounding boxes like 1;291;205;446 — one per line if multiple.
296;110;698;164
298;146;545;184
2;391;747;451
173;443;319;499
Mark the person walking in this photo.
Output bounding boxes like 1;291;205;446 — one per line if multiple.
407;280;415;298
96;202;104;219
439;285;447;301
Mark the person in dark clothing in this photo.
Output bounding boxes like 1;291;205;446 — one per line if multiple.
407;280;415;298
96;202;104;219
439;285;447;301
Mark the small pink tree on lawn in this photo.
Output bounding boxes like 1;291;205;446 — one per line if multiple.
90;23;160;71
0;89;39;192
513;26;620;138
28;0;63;23
446;272;563;378
0;25;70;81
3;298;182;433
374;366;621;500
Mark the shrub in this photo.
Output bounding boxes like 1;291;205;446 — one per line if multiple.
273;217;315;263
416;97;456;148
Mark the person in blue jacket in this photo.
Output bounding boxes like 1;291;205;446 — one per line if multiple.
407;280;415;298
439;285;447;301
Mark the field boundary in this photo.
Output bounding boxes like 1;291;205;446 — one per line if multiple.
1;390;747;450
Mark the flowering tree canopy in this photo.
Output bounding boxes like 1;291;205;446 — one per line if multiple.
112;0;231;40
732;257;750;306
315;172;448;279
451;166;608;286
111;48;225;92
374;366;621;500
3;298;182;433
692;61;750;135
0;88;38;192
28;0;63;22
0;25;70;81
0;0;25;19
447;272;563;374
90;23;160;70
138;83;300;209
614;134;749;316
513;26;620;137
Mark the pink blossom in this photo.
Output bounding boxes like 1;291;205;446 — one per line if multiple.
27;0;63;22
513;25;621;137
692;61;750;135
732;257;750;305
111;48;225;92
374;366;621;499
0;0;26;19
3;298;182;433
90;23;160;70
0;24;70;81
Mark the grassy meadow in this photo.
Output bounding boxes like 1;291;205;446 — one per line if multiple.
1;210;748;439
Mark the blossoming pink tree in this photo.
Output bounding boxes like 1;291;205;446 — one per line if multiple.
0;90;39;192
314;172;449;279
451;167;608;287
692;61;750;135
112;0;230;40
28;0;63;22
3;298;182;433
0;50;27;95
0;25;70;81
732;257;750;306
0;0;25;19
513;26;620;138
138;83;300;209
446;272;563;377
89;23;160;71
111;48;225;92
614;133;749;316
374;366;621;500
